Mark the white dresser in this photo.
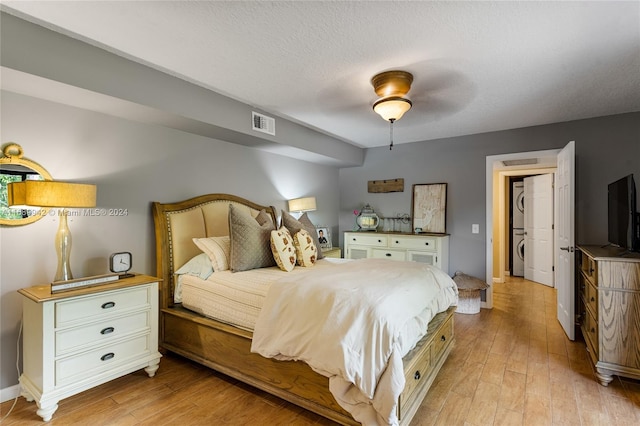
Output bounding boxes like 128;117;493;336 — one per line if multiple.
18;274;162;421
344;232;449;272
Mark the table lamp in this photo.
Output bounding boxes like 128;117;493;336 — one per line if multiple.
288;197;316;214
7;180;97;282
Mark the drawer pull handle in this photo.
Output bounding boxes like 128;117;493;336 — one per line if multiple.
386;253;392;257
590;297;595;302
101;352;115;361
424;242;430;246
441;335;446;342
395;240;399;244
378;240;382;243
414;371;421;380
100;327;115;335
101;302;116;309
591;328;595;333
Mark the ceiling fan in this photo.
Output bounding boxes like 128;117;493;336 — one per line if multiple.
370;70;414;150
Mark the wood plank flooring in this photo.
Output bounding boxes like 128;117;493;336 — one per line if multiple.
2;277;639;425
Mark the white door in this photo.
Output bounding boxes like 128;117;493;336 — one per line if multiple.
524;174;554;286
556;141;575;340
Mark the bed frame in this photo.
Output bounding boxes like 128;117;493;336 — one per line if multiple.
152;193;455;425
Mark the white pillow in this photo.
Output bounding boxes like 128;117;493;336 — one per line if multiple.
173;253;214;304
293;229;317;267
193;236;230;271
270;227;296;272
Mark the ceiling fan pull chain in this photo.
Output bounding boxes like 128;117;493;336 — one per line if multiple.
389;118;395;150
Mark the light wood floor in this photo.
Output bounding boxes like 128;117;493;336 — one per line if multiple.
2;277;639;425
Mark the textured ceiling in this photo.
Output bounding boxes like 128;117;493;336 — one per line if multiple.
2;1;639;148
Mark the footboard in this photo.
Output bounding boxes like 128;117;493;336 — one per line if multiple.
160;305;455;426
161;305;356;425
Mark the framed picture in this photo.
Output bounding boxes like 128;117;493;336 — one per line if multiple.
412;183;447;234
316;226;332;250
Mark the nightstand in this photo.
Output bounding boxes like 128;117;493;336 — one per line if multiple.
18;274;162;421
322;247;342;258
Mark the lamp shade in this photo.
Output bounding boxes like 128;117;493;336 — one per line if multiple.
288;197;317;212
8;181;96;208
373;97;413;122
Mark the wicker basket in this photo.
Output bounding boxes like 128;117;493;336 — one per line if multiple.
457;289;481;314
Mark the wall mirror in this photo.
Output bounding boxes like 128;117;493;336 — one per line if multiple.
0;143;53;226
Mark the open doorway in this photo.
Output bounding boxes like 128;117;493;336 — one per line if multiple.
484;149;560;309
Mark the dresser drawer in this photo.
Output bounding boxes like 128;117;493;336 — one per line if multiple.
345;233;388;247
371;248;406;261
56;310;150;356
583;310;598;358
583;280;598;319
390;236;438;251
55;334;151;386
56;286;150;327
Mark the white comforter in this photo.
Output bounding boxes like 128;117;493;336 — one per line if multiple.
251;258;458;425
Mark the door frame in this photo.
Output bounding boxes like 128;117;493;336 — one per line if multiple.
485;149;560;308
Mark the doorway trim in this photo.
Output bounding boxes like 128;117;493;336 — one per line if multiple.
485;149;560;308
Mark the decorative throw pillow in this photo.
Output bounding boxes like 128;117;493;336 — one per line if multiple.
270;227;296;272
293;229;317;267
193;235;230;271
281;211;324;259
229;204;276;272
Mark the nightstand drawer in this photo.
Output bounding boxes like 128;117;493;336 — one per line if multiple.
55;334;151;386
56;286;150;327
390;236;438;251
56;310;150;356
372;249;406;261
345;234;387;247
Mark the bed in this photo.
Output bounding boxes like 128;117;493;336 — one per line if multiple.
152;193;457;425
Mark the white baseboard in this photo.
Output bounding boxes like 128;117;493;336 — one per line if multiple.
0;384;21;403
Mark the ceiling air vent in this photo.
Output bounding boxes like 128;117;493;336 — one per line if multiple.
252;112;275;136
502;158;539;167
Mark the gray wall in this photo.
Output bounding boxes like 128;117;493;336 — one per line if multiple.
0;91;340;390
339;112;640;277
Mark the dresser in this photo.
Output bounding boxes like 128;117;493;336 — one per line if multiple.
344;232;449;272
577;246;640;386
18;274;162;421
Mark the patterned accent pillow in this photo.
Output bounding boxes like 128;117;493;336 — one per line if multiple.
193;236;230;271
281;211;324;259
229;205;276;272
270;227;296;272
293;229;317;267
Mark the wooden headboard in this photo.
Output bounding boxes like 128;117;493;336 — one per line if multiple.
152;193;277;309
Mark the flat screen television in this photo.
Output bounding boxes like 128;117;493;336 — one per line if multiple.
607;174;638;251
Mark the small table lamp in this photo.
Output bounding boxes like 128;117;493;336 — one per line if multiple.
7;180;97;282
288;197;317;215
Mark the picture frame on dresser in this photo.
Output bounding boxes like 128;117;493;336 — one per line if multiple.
412;183;447;234
315;226;332;249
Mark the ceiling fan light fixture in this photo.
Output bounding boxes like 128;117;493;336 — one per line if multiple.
371;70;413;98
373;97;413;121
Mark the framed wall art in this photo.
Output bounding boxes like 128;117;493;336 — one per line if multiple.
412;183;447;234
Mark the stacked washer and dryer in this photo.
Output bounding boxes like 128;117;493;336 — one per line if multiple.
512;181;525;277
